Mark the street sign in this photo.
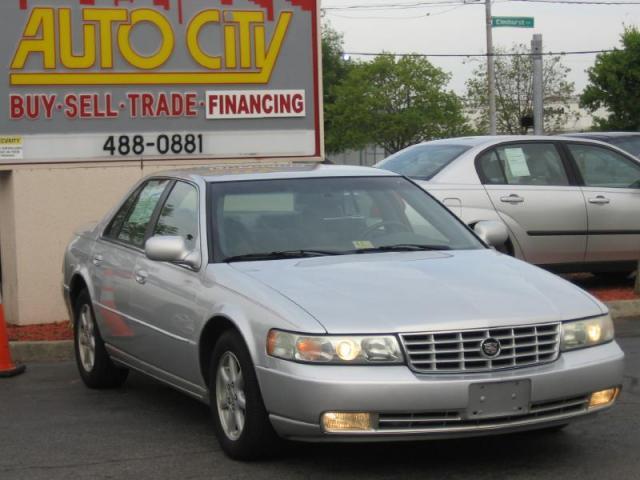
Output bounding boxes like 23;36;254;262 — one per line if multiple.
492;16;535;28
1;0;322;165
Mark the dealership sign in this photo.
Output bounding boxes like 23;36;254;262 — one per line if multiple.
1;0;321;165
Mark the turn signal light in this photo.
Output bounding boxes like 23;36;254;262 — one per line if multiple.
589;387;620;409
321;412;373;432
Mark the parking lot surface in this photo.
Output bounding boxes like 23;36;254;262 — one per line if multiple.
1;320;639;480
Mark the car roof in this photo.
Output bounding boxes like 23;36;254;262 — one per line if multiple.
562;132;640;139
410;135;604;149
155;163;399;183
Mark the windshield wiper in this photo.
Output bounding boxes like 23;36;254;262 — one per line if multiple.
224;249;342;263
349;244;452;254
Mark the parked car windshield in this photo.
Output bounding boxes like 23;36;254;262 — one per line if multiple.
376;144;471;179
609;136;640;158
210;176;483;262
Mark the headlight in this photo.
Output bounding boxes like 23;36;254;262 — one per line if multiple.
267;329;403;364
561;314;614;351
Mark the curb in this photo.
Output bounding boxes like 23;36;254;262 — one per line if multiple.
6;302;640;364
9;340;73;363
605;299;640;320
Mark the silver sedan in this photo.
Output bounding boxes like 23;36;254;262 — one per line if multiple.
63;164;624;460
376;136;640;277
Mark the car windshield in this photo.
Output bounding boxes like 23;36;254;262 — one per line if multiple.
210;176;483;262
376;144;471;179
610;136;640;158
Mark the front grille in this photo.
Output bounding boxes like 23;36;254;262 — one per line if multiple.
400;322;561;373
377;395;589;431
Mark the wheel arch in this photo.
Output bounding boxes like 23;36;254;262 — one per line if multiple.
199;315;249;388
69;273;91;310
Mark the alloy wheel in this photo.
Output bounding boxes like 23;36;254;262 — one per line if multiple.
215;351;247;441
77;304;96;372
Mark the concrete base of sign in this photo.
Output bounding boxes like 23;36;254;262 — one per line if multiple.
0;158;309;326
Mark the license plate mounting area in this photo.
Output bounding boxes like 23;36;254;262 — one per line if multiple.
466;380;531;420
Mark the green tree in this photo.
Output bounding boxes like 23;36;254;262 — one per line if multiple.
581;27;640;131
465;44;575;134
321;24;354;154
327;54;468;154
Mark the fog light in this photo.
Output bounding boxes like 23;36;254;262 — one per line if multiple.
321;412;373;432
589;387;620;409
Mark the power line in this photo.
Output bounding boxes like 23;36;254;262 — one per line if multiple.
342;49;619;57
512;0;640;4
322;0;640;9
322;1;482;10
327;4;472;19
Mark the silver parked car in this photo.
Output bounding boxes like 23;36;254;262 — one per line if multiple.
376;136;640;277
63;164;624;460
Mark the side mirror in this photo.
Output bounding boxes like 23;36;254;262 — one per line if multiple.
145;236;201;270
474;221;509;248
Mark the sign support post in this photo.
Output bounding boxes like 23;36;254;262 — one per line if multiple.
488;14;536;135
485;0;497;135
531;34;544;135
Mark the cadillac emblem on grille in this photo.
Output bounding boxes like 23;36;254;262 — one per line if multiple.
480;338;501;358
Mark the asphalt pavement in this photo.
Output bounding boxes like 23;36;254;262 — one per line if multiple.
1;321;639;480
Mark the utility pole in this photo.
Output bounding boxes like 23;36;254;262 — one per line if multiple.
531;34;544;135
485;0;497;135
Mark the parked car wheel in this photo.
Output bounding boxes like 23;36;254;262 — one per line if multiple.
210;330;281;460
73;290;128;389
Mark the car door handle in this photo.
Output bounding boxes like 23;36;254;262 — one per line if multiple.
134;269;148;285
500;194;524;204
588;196;610;205
92;254;104;266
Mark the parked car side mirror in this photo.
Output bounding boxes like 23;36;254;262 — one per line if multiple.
145;235;201;270
474;221;509;248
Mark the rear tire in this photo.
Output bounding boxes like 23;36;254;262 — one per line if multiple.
209;330;282;460
73;289;128;389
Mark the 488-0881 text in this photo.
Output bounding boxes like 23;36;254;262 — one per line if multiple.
103;134;204;156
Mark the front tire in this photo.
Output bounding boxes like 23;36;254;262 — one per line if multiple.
210;330;281;460
73;289;128;389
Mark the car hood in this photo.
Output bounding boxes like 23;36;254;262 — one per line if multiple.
230;250;605;334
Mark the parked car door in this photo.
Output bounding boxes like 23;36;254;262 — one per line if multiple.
91;178;171;352
127;180;206;387
476;142;588;265
565;142;640;263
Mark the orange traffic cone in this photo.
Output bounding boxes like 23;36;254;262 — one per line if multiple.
0;291;26;378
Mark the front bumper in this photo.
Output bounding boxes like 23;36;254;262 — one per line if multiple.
256;341;624;441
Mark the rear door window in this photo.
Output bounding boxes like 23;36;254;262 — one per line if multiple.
477;143;569;186
104;185;142;239
477;150;507;184
115;179;170;248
